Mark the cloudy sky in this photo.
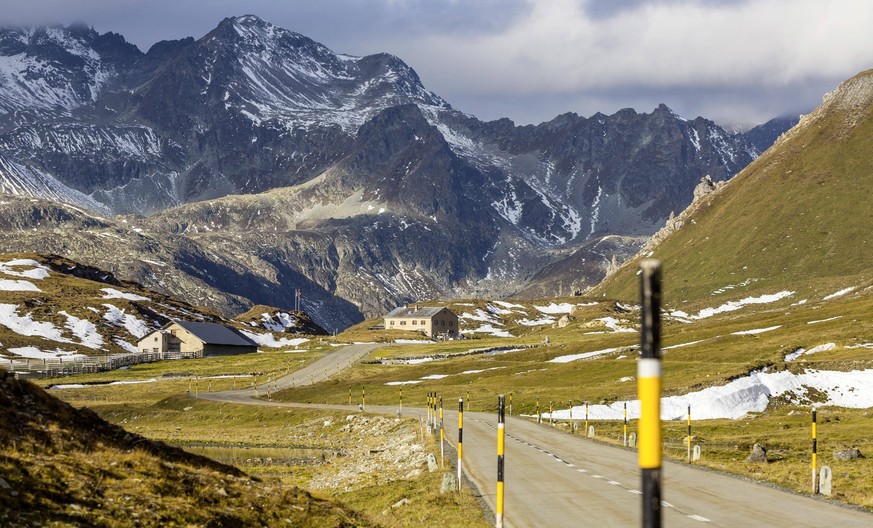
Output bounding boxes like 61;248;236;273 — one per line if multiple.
2;0;871;129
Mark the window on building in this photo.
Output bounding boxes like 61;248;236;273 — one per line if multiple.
153;347;158;353
154;336;158;342
400;321;406;326
390;320;394;326
449;321;453;326
441;320;445;326
412;320;417;325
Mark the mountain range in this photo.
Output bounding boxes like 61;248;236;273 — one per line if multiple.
0;15;797;329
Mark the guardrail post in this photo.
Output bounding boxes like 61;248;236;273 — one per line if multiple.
639;259;662;528
496;395;506;528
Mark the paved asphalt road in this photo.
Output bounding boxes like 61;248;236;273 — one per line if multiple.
200;344;873;527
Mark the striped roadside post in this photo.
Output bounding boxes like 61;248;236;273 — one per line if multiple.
427;392;432;432
348;387;351;406
400;386;403;414
536;397;541;424
569;400;574;433
624;402;628;446
687;405;692;463
585;401;589;435
812;406;818;494
509;392;513;416
496;395;506;528
458;398;464;491
361;386;365;410
439;396;445;468
549;401;554;426
638;259;663;528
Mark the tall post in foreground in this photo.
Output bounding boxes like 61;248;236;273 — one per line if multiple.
458;398;464;491
496;395;506;528
812;406;818;494
439;396;445;468
687;405;692;463
638;259;663;528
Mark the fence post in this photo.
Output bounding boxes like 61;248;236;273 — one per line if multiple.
496;395;506;528
458;398;464;491
639;259;663;528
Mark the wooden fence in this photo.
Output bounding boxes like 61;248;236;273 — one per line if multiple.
1;350;205;378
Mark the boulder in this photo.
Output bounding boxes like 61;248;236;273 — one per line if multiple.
426;453;439;472
440;472;458;494
833;448;863;461
746;443;768;463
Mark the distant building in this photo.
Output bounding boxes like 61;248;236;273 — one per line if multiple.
384;305;459;338
137;321;258;357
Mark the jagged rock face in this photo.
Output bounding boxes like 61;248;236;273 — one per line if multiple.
0;15;796;328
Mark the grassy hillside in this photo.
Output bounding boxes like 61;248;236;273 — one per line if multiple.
0;370;368;527
595;69;873;308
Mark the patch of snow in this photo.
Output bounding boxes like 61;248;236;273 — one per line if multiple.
549;368;873;420
240;330;308;348
549;347;621;363
595;317;635;333
0;279;41;292
672;291;794;321
385;380;422;386
101;288;150;301
0;258;50;279
519;316;555;326
492;301;526;310
60;311;103;349
785;343;837;362
420;374;449;380
807;316;843;325
823;287;855;300
4;346;88;360
461;324;513;338
731;326;781;335
534;303;577;314
102;304;149;339
0;304;66;342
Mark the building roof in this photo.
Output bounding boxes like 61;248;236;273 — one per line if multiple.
384;306;455;319
173;321;258;347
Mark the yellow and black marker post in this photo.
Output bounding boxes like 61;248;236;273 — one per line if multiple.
687;405;692;463
568;400;574;433
812;406;818;493
624;402;628;446
549;401;554;426
348;387;351;406
439;396;445;468
496;395;506;528
458;398;464;491
638;259;662;528
509;392;513;416
585;401;589;435
361;385;365;410
400;386;403;414
536;397;541;424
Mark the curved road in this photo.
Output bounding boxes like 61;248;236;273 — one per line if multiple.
200;344;873;527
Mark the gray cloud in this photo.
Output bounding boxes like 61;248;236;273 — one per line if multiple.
0;0;870;128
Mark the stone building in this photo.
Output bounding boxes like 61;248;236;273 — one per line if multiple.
383;306;459;338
